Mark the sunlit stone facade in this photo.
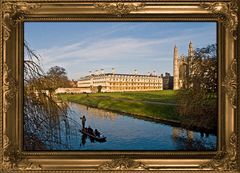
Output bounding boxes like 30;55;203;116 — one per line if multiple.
77;72;163;93
173;41;194;90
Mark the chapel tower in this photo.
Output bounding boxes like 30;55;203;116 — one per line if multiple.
173;41;194;90
173;45;179;90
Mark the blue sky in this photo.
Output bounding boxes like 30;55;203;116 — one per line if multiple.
24;22;216;80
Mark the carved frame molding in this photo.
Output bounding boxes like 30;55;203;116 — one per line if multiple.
1;135;42;172
1;2;41;173
200;133;237;171
222;58;237;109
2;2;40;41
94;2;145;17
98;156;149;170
2;2;40;113
200;0;238;40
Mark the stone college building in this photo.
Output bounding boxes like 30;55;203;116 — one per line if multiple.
77;69;163;93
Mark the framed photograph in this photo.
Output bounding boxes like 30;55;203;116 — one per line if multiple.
1;0;239;172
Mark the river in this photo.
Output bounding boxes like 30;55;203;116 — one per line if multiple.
43;102;217;151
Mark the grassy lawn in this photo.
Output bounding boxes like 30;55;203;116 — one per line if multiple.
58;90;180;122
89;90;176;103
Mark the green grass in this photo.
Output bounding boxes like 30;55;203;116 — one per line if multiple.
89;90;176;103
58;90;179;122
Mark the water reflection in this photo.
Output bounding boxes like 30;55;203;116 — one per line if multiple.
80;135;87;146
172;127;215;150
73;104;119;121
24;102;217;151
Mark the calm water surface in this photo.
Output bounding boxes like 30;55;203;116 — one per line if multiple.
48;102;217;150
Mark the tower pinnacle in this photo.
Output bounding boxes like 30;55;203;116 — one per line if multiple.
173;45;179;90
188;41;194;57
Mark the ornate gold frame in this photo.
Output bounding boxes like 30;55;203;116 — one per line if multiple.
0;0;239;172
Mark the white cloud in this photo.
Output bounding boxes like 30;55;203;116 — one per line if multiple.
39;38;160;65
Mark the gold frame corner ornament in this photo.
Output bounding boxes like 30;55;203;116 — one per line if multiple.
200;0;238;40
1;134;22;172
1;135;42;172
94;2;145;17
200;133;237;171
2;2;40;41
222;58;237;109
98;156;149;170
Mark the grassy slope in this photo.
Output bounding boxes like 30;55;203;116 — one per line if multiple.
58;90;180;122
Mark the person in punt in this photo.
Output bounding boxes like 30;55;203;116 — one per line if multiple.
94;129;101;137
87;126;94;135
80;115;86;129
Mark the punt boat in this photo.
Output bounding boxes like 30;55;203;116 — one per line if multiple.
79;129;106;142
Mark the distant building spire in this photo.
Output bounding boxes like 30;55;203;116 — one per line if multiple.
188;41;194;57
173;45;179;90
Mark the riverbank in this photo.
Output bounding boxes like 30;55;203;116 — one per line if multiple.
57;91;216;134
58;90;180;122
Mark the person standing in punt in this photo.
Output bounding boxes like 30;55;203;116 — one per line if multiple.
80;115;86;129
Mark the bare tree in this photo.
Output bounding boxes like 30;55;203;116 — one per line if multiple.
24;41;70;150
